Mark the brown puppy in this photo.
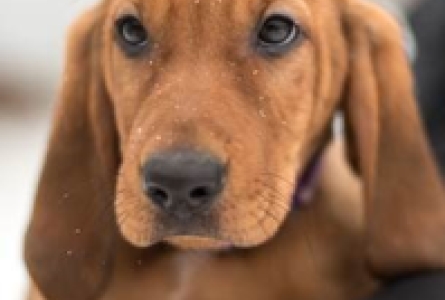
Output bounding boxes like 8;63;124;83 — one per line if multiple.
25;0;445;299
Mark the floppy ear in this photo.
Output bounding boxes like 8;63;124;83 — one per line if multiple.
342;1;445;276
24;7;119;300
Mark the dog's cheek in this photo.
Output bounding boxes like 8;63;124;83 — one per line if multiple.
212;118;306;246
115;158;158;247
218;202;289;248
216;171;293;247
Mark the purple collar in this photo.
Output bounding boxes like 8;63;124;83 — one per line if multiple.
292;152;324;208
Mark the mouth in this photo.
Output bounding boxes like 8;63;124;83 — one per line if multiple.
165;236;232;250
143;207;224;247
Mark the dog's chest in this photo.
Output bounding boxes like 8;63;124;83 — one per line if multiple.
102;250;275;300
166;253;210;300
102;190;377;300
103;230;376;300
145;252;276;300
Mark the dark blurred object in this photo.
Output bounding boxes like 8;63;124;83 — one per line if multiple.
365;271;445;300
409;0;445;176
0;67;54;122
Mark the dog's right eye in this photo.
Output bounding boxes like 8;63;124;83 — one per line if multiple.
115;15;149;56
256;14;304;56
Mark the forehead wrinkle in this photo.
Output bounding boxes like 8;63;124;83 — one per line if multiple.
142;0;211;55
192;0;267;57
167;0;239;61
129;0;171;39
231;0;269;26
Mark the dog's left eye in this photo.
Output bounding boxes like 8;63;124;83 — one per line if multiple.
115;15;149;56
257;15;303;55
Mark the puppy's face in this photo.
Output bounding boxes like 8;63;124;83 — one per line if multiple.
101;0;347;249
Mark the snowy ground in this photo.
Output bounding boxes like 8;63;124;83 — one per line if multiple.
0;1;97;298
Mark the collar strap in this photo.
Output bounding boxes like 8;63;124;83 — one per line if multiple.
292;150;324;208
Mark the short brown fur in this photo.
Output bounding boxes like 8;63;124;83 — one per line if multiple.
25;0;445;299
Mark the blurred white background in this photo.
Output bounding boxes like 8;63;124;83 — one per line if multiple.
0;1;97;298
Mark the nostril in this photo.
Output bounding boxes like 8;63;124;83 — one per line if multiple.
188;185;219;207
145;184;171;208
190;186;212;199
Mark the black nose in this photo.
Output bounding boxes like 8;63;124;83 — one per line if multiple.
142;149;226;218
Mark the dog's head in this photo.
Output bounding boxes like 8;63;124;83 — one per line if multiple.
109;0;343;249
25;0;445;299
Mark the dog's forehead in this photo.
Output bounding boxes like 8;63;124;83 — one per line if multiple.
138;0;291;12
111;0;312;28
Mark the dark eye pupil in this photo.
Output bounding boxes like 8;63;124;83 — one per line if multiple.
120;17;147;45
259;16;296;44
